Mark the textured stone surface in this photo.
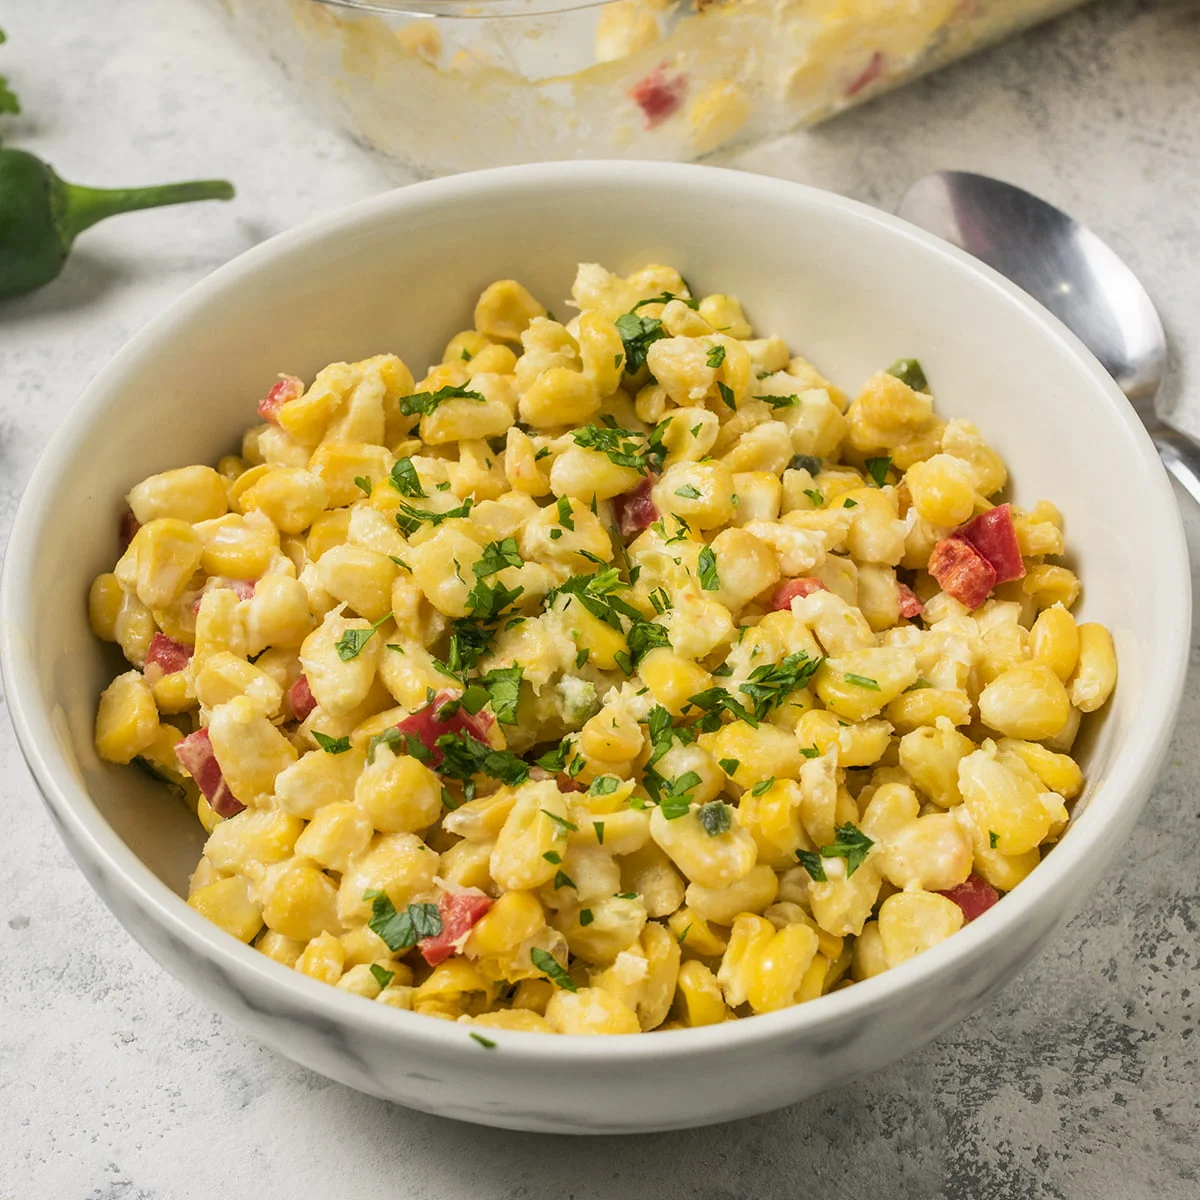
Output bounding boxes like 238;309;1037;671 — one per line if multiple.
1;0;1198;1194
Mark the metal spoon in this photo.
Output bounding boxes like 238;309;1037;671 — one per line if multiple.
898;171;1200;504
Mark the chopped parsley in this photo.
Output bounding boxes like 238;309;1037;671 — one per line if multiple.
588;775;619;796
364;891;442;952
533;739;571;773
648;769;701;819
739;651;824;719
477;665;523;725
369;964;395;990
541;809;578;833
717;381;736;410
531;948;576;991
795;849;827;882
593;821;605;845
335;613;390;661
842;497;858;509
555;495;575;531
614;311;666;374
572;424;652;473
579;908;595;926
354;476;373;497
790;454;823;475
395;496;474;536
399;383;485;417
543;850;562;865
627;619;671;665
886;358;928;392
904;678;934;692
434;730;531;800
697;800;732;836
648;586;672;615
759;394;801;409
675;484;703;500
706;344;726;368
718;757;740;775
469;1032;497;1049
750;777;775;797
989;829;1000;849
697;545;720;591
843;672;881;691
803;488;825;507
312;731;351;755
632;291;699;312
820;823;875;876
865;456;892;488
473;537;522;578
553;870;578;891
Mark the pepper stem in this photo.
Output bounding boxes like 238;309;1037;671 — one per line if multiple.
58;179;235;243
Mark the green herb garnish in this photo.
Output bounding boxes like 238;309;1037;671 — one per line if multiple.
399;383;485;417
312;731;351;755
531;948;577;991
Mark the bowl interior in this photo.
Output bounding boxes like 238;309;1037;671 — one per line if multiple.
6;164;1172;905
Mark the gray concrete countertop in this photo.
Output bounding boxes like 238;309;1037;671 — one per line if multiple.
2;1;1197;1195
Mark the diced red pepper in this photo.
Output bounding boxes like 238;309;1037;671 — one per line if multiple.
628;66;687;129
289;675;317;722
175;727;244;818
257;374;304;426
613;478;659;540
392;690;494;769
770;577;829;611
928;535;996;610
419;889;494;966
959;504;1025;585
119;509;140;548
897;582;925;620
146;632;193;675
191;578;256;615
937;874;1000;922
845;50;885;97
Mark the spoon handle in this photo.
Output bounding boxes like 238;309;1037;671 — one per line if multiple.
1153;426;1200;507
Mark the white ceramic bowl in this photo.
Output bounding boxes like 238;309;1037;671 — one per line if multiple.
2;162;1189;1134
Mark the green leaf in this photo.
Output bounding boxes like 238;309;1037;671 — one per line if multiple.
335;613;391;661
579;908;595;927
435;731;530;800
543;850;562;864
593;821;605;845
843;673;880;691
706;344;726;368
654;770;701;820
474;537;522;578
364;892;442;952
533;738;571;773
759;394;800;409
795;849;827;882
790;454;823;475
886;358;928;392
865;456;892;488
572;423;652;473
632;291;698;313
717;382;736;410
627;618;671;665
842;498;858;509
312;731;351;755
470;1032;497;1049
718;757;740;776
648;586;672;615
531;948;577;991
614;311;666;374
541;809;578;832
399;383;485;417
480;665;523;725
803;489;825;507
819;822;875;877
697;800;732;836
738;651;824;719
464;575;524;622
750;777;775;797
395;496;473;536
369;964;395;989
675;484;703;500
553;870;578;891
698;545;720;591
588;775;619;796
556;495;575;530
904;678;933;692
354;475;373;497
989;829;1000;849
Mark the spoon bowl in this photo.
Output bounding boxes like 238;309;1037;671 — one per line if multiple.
899;171;1200;502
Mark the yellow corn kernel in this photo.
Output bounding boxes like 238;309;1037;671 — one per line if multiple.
851;920;887;980
116;518;205;609
206;695;298;800
635;922;682;1030
194;651;283;717
490;780;571;892
879;813;972;892
877;890;964;968
886;687;972;733
904;454;976;527
579;706;644;763
649;803;758;891
978;663;1071;740
315;543;397;624
296;930;346;985
94;671;159;764
203;808;304;874
337;832;439;925
808;860;883;938
416;959;495;1015
996;737;1083;800
464;890;543;962
815;647;919;721
237;467;328;535
303;509;351;563
738;777;807;860
444;329;491;364
1069;623;1117;712
308;441;392;509
257;929;305;967
652;462;736;530
339;925;395;968
686;864;779;927
638;648;712;717
88;573;124;642
549;445;643;502
555;895;646;963
474;279;546;342
617;843;684;919
1030;604;1080;683
188;875;263;943
959;747;1050;856
375;984;417;1010
697;293;752;339
898;723;975;808
127;464;229;525
261;863;341;942
710;721;804;790
195;512;278;580
354;748;442;834
518;367;600;428
576;310;625;397
673;959;728;1026
468;1009;553;1034
715;913;776;1007
294;802;374;874
545;986;640;1035
668;906;729;958
511;977;555;1015
969;822;1041;891
562;602;628;673
274;746;367;819
1022;563;1081;610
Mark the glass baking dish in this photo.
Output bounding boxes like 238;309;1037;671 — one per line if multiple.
217;0;1091;177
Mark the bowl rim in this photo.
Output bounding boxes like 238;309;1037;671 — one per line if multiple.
2;160;1190;1064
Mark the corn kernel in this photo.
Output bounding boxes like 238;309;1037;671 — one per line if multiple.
188;875;263;943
